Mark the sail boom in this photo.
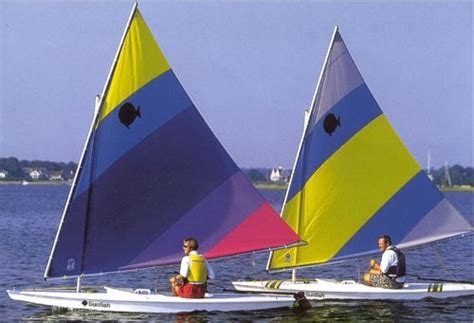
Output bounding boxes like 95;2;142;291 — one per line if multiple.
267;230;473;273
45;241;306;281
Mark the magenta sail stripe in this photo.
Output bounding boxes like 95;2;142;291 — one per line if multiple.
205;202;300;258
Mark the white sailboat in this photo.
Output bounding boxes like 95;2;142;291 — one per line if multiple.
7;4;303;313
233;26;474;300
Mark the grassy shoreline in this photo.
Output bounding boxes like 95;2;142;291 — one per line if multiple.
1;180;472;192
254;183;474;192
0;180;71;186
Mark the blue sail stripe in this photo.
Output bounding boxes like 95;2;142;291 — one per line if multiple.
50;107;239;276
74;69;192;197
287;84;382;201
334;171;444;259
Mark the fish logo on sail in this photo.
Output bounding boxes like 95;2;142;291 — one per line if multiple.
118;102;141;128
323;113;341;136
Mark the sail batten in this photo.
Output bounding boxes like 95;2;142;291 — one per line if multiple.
268;28;473;271
45;7;299;279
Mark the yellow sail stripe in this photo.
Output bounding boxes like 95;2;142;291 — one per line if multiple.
271;115;420;269
98;10;170;124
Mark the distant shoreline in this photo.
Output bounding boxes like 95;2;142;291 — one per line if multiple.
1;180;472;192
254;183;474;192
0;181;71;186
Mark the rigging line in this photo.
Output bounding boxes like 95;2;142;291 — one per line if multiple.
430;243;459;284
155;267;160;293
220;287;296;296
356;259;361;283
251;251;260;281
206;281;228;291
405;274;473;285
155;286;171;293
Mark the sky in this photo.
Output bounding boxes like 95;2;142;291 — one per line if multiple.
0;0;472;168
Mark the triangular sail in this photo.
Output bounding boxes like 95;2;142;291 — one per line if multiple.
45;6;299;279
268;27;472;271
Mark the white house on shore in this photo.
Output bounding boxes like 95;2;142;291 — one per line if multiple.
0;170;7;179
30;169;42;179
49;171;64;181
22;168;45;180
269;167;283;182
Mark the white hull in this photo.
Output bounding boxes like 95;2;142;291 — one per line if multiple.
232;278;474;300
7;286;295;313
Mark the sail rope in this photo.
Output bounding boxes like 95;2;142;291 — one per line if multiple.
431;243;458;282
356;259;361;283
207;280;228;291
155;267;161;292
251;251;260;281
405;243;473;284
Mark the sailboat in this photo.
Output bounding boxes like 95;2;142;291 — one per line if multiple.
232;26;474;300
7;4;303;313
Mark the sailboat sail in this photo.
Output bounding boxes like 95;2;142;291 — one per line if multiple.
268;27;472;271
45;6;299;279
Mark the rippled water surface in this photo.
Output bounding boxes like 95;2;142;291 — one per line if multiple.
0;185;472;321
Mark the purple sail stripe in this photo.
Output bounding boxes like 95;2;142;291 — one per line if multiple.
120;171;266;269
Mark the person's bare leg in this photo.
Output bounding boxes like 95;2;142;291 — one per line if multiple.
170;277;178;295
363;272;372;285
173;285;180;296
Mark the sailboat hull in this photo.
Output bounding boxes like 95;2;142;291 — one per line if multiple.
6;286;295;313
232;279;474;300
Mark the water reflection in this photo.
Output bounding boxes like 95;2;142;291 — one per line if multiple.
23;300;412;322
19;293;474;322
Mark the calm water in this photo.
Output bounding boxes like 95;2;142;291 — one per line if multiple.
0;185;473;321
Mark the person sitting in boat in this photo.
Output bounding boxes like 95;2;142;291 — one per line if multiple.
169;237;215;298
363;234;406;289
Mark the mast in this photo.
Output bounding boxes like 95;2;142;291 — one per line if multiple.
44;3;139;279
426;150;434;180
266;26;339;272
427;150;431;174
444;161;452;187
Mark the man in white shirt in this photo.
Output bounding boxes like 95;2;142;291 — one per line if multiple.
363;235;406;289
169;238;215;298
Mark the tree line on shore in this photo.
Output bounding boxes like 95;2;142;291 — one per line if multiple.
0;157;472;187
242;166;474;187
0;157;77;181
